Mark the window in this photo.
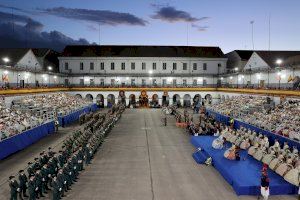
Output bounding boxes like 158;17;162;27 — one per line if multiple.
142;62;146;70
182;79;187;86
153;63;156;70
90;79;94;86
152;79;157;85
203;79;207;86
64;62;69;70
173;79;177;86
111;62;115;70
162;79;167;86
163;63;167;70
80;62;84;70
131;62;135;70
111;79;115;85
193;63;197;70
131;79;135;86
173;63;177;70
64;79;69;86
100;62;104;70
100;79;104;86
203;63;207;71
90;62;94;70
80;79;84;86
193;79;197;86
218;63;222;67
142;79;146;86
183;63;187;70
121;62;125;70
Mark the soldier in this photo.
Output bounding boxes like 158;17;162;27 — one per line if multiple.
18;170;28;199
57;169;66;197
51;176;61;200
9;175;20;200
48;147;55;157
58;151;65;168
63;163;72;191
41;164;50;192
35;169;45;198
27;162;34;177
28;175;36;200
77;147;84;171
33;158;40;171
71;153;79;178
84;144;92;165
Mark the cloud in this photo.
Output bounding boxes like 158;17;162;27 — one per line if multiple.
0;11;90;51
151;5;208;23
40;7;148;26
191;24;209;32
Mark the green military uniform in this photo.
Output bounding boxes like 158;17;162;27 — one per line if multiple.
9;176;20;200
28;178;36;200
51;177;61;200
18;170;28;199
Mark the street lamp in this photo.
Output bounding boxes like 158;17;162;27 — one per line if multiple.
276;59;283;65
47;66;53;71
234;67;238;72
148;70;153;74
2;57;10;63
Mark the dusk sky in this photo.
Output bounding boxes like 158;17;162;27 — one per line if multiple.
0;0;299;53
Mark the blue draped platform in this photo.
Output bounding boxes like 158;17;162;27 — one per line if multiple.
191;136;298;195
0;121;55;160
206;109;300;150
58;104;99;127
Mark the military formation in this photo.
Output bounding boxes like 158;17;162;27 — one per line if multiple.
8;104;125;200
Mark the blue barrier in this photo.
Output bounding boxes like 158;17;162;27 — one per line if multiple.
0;121;55;160
191;136;298;195
206;109;300;149
58;104;99;127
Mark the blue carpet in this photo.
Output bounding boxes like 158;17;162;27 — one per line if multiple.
191;136;298;196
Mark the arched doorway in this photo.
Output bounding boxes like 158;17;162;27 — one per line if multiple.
85;94;93;102
139;90;149;107
107;94;115;107
205;94;212;105
172;94;181;107
118;90;126;105
96;94;104;108
221;95;225;102
129;94;136;108
75;94;82;99
162;91;169;106
183;94;191;107
150;94;159;108
193;94;201;105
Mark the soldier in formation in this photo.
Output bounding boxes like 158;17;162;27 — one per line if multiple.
8;104;125;200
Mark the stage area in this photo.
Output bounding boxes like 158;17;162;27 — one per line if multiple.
191;136;298;196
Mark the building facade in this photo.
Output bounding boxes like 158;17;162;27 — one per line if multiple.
58;45;227;87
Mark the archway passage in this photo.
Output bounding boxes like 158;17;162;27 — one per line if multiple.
85;94;93;102
107;94;115;108
129;94;136;108
96;94;104;108
150;94;160;108
172;94;181;107
118;90;126;105
183;94;191;107
138;91;148;108
75;94;82;99
193;94;201;104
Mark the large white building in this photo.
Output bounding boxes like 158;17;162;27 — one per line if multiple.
58;45;227;87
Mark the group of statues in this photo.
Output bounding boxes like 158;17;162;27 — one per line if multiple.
212;126;300;186
8;103;125;200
